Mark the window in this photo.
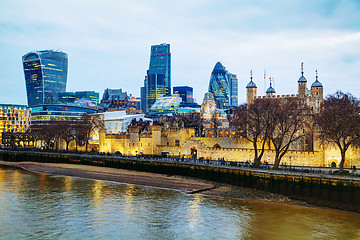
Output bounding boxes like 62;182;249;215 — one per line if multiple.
175;140;180;146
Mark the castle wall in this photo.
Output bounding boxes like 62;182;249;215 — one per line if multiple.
158;140;324;166
100;124;360;168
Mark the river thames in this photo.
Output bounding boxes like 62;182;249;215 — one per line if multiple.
0;165;359;239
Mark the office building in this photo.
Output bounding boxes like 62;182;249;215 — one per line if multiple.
75;91;99;105
22;50;68;106
30;104;97;125
208;62;238;109
173;86;194;104
100;111;152;134
57;91;99;106
141;43;171;112
57;92;76;104
0;104;31;145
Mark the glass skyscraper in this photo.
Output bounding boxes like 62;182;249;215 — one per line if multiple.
173;86;194;104
22;50;68;106
208;62;238;109
141;43;171;113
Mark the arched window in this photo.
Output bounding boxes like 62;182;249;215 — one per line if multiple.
213;144;221;149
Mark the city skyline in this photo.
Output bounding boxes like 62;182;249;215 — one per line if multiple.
1;0;360;105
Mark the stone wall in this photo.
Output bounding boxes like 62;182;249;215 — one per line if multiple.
100;126;360;168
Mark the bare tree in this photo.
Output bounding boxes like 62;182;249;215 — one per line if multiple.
36;119;59;149
57;121;76;151
232;99;277;167
315;91;360;171
78;114;104;152
268;98;311;169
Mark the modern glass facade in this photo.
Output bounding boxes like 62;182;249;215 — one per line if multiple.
75;91;99;105
173;86;194;104
22;50;68;106
229;73;238;106
30;104;97;125
57;92;76;104
141;43;171;113
208;62;238;109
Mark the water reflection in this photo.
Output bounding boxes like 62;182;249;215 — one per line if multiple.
124;184;136;216
64;176;72;195
0;166;359;239
187;194;203;230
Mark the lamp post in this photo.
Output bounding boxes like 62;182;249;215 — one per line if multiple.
351;157;353;170
289;156;292;170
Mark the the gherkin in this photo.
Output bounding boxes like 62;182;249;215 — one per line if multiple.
208;62;238;108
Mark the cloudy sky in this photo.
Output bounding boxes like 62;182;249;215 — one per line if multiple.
1;0;359;105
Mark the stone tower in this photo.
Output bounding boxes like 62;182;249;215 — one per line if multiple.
246;70;257;105
310;70;324;112
266;78;276;97
298;62;307;97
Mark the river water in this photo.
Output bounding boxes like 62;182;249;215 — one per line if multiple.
0;166;359;239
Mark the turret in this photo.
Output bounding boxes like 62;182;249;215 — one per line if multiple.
246;70;257;105
310;69;323;98
266;77;276;97
298;62;307;97
310;70;323;112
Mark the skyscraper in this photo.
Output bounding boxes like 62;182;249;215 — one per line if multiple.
141;43;171;113
22;50;68;106
208;62;238;109
173;86;194;104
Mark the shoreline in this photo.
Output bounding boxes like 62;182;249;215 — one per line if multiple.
0;161;316;208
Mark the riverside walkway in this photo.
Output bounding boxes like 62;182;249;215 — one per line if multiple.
2;149;359;182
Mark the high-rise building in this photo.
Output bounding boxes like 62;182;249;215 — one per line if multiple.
208;62;238;109
22;50;68;106
173;86;194;104
228;73;238;106
141;43;171;113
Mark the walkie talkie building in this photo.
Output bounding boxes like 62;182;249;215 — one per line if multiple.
22;50;68;106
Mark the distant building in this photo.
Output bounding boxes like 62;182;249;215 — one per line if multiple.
173;86;194;104
149;94;182;113
30;104;97;125
75;91;99;105
148;94;200;116
100;111;152;134
22;50;68;106
57;91;99;106
0;104;31;145
208;62;238;109
100;88;133;111
57;92;76;104
141;43;171;113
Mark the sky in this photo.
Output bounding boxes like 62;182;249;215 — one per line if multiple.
0;0;359;105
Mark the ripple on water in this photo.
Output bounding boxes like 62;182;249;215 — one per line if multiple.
0;167;359;239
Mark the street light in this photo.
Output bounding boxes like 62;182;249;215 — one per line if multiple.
289;156;292;170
